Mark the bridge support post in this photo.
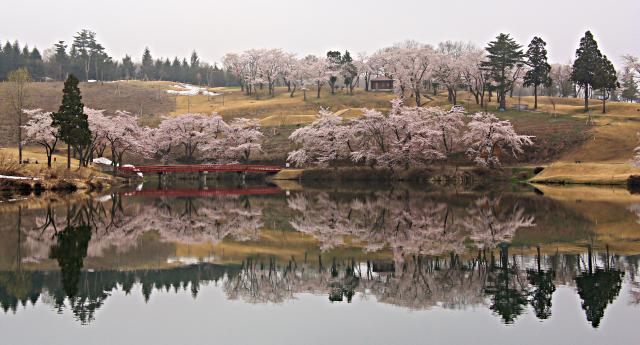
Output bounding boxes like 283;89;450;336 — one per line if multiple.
199;171;208;189
158;172;167;189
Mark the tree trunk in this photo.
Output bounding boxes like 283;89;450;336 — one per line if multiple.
534;85;538;110
584;86;589;112
602;97;606;114
67;145;71;169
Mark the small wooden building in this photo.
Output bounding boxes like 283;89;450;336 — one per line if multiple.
370;77;394;91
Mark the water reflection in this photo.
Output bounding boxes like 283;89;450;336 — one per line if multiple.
0;184;638;330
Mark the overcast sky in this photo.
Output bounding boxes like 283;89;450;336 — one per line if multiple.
2;0;638;66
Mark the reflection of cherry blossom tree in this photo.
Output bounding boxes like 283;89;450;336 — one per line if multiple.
288;191;468;258
463;196;535;250
23;195;264;260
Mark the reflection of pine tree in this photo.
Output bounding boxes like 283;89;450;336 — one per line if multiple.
575;247;624;328
527;247;555;320
49;224;92;300
328;258;359;303
484;245;528;324
575;270;623;328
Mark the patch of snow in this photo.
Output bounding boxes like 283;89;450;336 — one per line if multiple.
87;79;97;83
166;83;221;97
93;157;113;165
96;195;112;203
120;164;143;177
21;257;42;264
0;175;40;181
167;256;210;265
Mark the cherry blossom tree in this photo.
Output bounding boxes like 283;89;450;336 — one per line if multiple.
160;113;229;162
460;46;490;106
464;112;533;168
287;100;466;168
22;109;59;167
304;55;330;99
222;52;248;92
142;126;173;164
280;53;301;96
261;49;286;96
102;111;145;166
288;109;349;166
433;41;470;105
371;41;435;106
220;118;263;163
356;52;373;92
80;108;111;167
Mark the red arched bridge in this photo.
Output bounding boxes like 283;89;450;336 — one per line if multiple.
116;164;282;175
120;187;283;198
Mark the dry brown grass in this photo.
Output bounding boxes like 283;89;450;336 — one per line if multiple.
0;81;175;146
171;86;394;122
0;152;21;175
530;162;640;184
0;147;113;184
0;147;79;169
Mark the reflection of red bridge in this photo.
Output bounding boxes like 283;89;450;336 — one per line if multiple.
121;187;283;198
117;164;282;174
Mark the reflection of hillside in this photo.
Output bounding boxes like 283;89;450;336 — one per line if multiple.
536;185;640;253
2;186;636;271
0;263;240;324
3;246;632;327
1;184;640;327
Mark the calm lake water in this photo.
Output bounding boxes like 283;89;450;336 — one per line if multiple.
0;181;638;345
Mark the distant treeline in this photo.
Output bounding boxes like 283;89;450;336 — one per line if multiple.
0;29;239;86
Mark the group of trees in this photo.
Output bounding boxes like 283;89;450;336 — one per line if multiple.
2;29;637;110
570;31;620;113
220;32;632;113
287;100;532;169
0;41;44;81
222;48;364;99
23;75;264;168
0;30;230;85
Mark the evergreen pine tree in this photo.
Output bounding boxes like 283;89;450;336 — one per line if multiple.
571;31;604;112
523;37;552;110
141;47;154;80
51;74;91;169
593;55;619;113
482;33;524;111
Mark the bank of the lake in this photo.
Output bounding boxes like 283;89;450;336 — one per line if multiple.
269;166;537;185
0;165;122;193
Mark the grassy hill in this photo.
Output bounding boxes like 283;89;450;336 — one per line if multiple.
2;80;640;180
0;80;175;146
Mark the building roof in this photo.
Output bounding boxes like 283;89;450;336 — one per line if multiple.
370;77;393;82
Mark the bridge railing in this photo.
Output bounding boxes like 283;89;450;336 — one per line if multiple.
116;164;282;174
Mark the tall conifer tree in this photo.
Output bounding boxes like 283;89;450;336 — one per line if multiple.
523;37;552;110
51;74;91;169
